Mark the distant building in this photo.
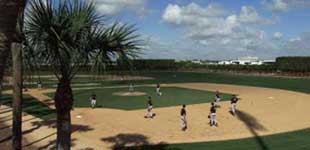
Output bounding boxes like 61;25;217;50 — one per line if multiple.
218;57;274;65
191;59;202;64
218;60;233;65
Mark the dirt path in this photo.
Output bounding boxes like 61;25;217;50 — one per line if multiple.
2;83;310;149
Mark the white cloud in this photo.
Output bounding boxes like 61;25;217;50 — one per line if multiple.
162;3;226;26
273;32;283;39
263;0;310;13
91;0;148;16
162;3;273;50
265;0;289;12
239;6;262;23
289;37;301;42
156;3;310;60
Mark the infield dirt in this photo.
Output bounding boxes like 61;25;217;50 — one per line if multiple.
1;83;310;149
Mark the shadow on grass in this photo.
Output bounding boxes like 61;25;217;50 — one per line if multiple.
30;119;94;132
0;113;12;120
36;138;78;150
101;133;179;150
236;110;269;150
0;120;46;143
102;133;150;149
1;94;56;120
24;132;56;148
0;109;12;115
0;117;37;131
1;118;93;147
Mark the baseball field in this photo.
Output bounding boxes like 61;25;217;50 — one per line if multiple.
1;71;310;150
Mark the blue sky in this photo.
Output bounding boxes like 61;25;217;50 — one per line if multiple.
92;0;310;60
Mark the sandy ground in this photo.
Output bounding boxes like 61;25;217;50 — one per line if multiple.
1;83;310;150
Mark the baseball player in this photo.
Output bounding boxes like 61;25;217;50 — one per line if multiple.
129;83;134;93
156;83;162;96
209;102;218;126
214;91;221;107
90;94;97;108
37;81;42;89
180;104;187;131
145;96;154;118
230;95;239;115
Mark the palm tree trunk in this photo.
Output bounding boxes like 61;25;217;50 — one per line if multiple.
54;78;73;150
0;0;18;107
2;0;27;149
11;42;23;150
0;41;10;106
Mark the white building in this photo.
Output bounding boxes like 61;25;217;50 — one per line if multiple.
218;60;233;65
218;57;272;65
191;59;203;64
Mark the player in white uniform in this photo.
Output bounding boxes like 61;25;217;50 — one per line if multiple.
37;81;42;89
129;83;134;93
214;91;221;107
90;94;97;108
156;83;162;96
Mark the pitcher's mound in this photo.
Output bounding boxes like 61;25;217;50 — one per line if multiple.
113;91;147;96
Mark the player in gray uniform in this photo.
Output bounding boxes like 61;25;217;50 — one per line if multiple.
180;104;187;131
209;102;218;126
145;96;154;118
230;95;239;115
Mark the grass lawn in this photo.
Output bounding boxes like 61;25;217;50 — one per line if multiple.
20;71;310;93
130;71;310;93
2;70;310;149
1;95;56;120
125;129;310;150
46;87;232;110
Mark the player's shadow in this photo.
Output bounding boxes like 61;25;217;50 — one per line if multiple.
236;110;269;150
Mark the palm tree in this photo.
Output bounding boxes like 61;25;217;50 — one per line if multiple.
0;0;26;149
0;0;19;108
25;0;141;149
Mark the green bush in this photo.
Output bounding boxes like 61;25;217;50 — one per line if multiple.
120;59;177;70
276;57;310;72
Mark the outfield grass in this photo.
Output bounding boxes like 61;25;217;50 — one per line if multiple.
129;71;310;93
46;87;232;110
23;71;310;93
125;129;310;150
2;71;310;149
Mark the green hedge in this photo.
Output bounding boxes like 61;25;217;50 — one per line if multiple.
175;61;277;73
206;64;277;72
118;59;177;70
276;57;310;72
